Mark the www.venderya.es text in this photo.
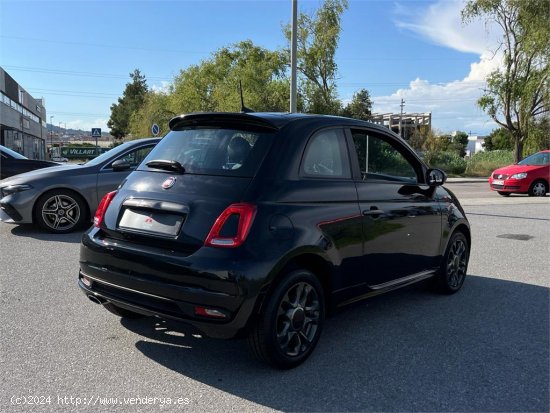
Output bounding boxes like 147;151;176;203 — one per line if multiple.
10;395;191;407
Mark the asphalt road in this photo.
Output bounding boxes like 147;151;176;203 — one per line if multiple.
1;182;548;412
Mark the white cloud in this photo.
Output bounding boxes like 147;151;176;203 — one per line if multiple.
372;75;498;134
151;81;171;94
393;0;498;55
66;119;109;133
372;0;503;134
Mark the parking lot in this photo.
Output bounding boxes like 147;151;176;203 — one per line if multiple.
1;181;548;412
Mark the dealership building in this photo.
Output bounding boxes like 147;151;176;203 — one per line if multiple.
0;67;48;160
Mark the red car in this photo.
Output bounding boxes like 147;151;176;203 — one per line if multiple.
489;150;550;196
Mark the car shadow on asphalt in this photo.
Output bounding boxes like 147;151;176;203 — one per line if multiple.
120;275;549;412
9;224;86;243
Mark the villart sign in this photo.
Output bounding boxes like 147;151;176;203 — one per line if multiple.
60;147;109;158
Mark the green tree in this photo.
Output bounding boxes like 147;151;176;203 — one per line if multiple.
285;0;348;114
483;128;514;151
170;41;289;113
524;115;550;154
408;126;431;152
129;91;174;137
424;130;450;153
128;41;290;136
341;89;372;120
462;0;550;163
448;131;469;157
108;69;148;139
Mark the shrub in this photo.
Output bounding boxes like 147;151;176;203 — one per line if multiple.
465;150;514;177
423;151;467;175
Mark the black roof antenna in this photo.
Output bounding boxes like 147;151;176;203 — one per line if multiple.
239;81;254;113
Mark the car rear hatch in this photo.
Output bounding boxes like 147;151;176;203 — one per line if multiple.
99;113;278;254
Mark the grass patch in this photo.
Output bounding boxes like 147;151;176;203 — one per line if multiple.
465;150;514;177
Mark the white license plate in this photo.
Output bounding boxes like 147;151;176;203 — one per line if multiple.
492;179;504;186
118;208;183;237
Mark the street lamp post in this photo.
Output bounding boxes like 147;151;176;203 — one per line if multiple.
290;0;298;113
49;115;54;158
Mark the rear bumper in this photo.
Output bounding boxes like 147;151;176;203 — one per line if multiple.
79;228;265;338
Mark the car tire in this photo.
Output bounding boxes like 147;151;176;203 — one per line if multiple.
497;191;511;197
529;180;547;197
434;231;469;294
247;269;325;369
35;189;87;233
103;302;146;319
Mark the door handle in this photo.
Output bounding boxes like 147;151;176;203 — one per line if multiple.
363;207;384;217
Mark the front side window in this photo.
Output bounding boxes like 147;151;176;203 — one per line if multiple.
351;130;418;183
301;129;351;178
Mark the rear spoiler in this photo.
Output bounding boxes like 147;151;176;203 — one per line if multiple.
168;112;279;132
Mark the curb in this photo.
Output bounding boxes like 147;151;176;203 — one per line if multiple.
446;178;488;184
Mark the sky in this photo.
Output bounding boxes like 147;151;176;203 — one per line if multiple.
0;0;502;136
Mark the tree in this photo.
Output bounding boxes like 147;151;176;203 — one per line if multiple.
408;126;431;152
108;69;148;139
169;41;290;113
341;89;372;120
483;128;514;151
129;91;173;137
128;41;290;136
285;0;348;114
422;129;448;153
524;115;550;154
448;131;469;157
462;0;550;163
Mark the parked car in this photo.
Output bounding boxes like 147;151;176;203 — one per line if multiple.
0;145;59;180
78;113;470;369
0;138;160;233
51;156;69;163
489;150;550;196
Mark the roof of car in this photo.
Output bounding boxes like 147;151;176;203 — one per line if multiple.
168;112;377;131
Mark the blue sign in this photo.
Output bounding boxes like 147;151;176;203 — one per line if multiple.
151;124;160;136
91;128;102;138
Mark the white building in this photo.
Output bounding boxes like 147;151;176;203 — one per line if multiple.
466;135;486;157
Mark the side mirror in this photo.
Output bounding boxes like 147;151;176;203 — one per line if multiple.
111;159;131;172
427;168;447;186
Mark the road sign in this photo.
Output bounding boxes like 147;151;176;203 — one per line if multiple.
91;128;102;138
151;124;160;136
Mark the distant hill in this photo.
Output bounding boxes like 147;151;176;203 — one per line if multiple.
46;124;111;138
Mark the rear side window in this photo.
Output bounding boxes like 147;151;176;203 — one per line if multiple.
301;129;351;178
140;128;273;177
114;146;154;168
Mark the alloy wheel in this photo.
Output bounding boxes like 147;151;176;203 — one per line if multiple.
276;282;320;357
446;238;467;289
41;194;81;231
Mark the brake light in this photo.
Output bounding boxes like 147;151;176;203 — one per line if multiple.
94;191;117;228
204;203;256;248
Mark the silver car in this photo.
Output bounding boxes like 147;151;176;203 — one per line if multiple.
0;138;160;233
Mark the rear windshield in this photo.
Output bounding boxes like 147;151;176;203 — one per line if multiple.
139;128;273;177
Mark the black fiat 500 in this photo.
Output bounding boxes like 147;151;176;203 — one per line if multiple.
79;112;470;368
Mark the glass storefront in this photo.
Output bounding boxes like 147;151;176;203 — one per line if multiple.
2;129;46;160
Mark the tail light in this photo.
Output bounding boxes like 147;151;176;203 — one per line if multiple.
94;191;117;228
204;203;256;248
